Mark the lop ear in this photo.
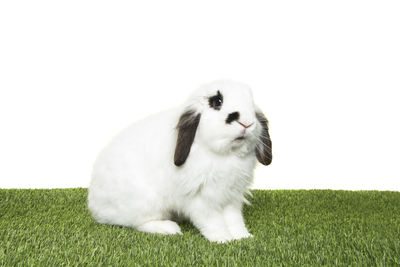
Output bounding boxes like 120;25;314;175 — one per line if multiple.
174;110;201;166
255;111;272;165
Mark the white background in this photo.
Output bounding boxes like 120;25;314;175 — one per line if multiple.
1;1;399;190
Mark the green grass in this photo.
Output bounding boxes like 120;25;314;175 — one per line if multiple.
1;189;399;266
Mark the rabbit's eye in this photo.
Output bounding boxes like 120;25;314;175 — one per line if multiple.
208;90;223;110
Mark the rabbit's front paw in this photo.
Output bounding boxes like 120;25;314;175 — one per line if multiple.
203;231;233;243
231;230;253;240
137;220;182;235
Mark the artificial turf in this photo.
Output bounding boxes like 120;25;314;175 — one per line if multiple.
0;189;399;266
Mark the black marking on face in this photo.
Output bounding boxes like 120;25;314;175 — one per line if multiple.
208;90;223;110
225;112;240;124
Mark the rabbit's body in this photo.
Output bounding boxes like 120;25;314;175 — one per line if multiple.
88;80;272;242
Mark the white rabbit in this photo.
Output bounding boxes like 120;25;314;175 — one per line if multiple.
88;80;272;243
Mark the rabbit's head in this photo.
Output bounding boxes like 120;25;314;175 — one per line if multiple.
174;80;272;167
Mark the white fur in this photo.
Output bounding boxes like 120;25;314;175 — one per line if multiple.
88;80;265;243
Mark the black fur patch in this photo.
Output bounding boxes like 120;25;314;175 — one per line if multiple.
225;112;240;124
208;90;223;110
174;110;201;166
255;112;272;165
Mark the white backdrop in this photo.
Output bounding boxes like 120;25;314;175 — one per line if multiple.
1;1;399;190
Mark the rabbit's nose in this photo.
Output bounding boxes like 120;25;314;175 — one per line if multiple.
237;121;253;129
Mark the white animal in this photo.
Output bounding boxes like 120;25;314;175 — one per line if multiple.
88;80;272;243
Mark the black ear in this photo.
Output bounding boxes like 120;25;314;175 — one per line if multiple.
174;110;201;166
255;112;272;165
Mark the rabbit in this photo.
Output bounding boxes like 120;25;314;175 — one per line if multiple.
88;80;272;243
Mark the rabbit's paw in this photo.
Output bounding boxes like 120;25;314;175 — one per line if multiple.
137;220;182;235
